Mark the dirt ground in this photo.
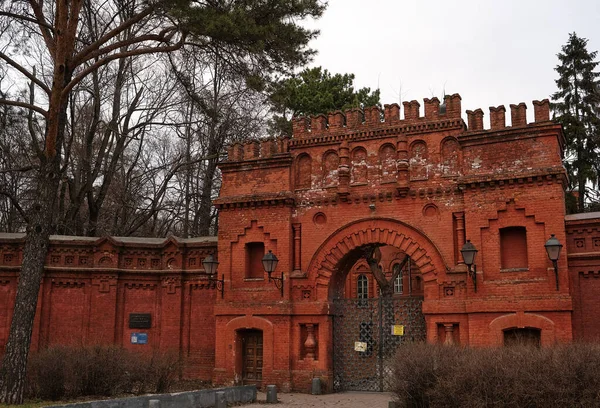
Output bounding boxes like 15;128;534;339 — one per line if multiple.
250;392;395;408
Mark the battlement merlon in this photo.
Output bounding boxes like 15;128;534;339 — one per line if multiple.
288;95;552;140
225;137;290;163
222;98;557;164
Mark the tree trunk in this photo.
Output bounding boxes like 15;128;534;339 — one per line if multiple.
0;160;61;404
197;156;218;236
0;34;71;401
87;203;100;237
578;166;586;212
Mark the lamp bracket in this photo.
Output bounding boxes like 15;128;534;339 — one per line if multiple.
269;272;284;297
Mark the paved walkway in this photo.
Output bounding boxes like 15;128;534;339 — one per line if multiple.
250;392;395;408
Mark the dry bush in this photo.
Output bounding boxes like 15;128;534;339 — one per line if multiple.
392;343;600;408
148;350;182;393
26;345;182;400
26;346;71;400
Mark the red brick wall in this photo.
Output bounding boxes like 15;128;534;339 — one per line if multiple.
215;95;578;391
0;235;218;380
566;214;600;341
4;96;600;393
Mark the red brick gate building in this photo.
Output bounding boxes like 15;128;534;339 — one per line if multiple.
1;94;600;392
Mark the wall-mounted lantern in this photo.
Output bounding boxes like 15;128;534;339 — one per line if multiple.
262;250;283;297
544;234;563;291
460;240;478;292
202;254;224;298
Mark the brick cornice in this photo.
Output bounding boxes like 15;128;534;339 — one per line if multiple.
459;122;565;150
458;167;567;191
423;296;573;314
567;252;600;262
214;192;295;209
219;154;292;173
289;118;465;149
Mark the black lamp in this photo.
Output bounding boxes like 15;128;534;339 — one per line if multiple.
262;250;283;297
544;234;563;291
460;240;478;292
202;254;224;298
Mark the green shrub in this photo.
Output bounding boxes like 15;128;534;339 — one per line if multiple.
392;343;600;408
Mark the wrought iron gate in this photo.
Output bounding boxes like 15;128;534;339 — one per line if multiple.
332;296;426;392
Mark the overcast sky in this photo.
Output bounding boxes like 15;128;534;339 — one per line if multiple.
304;0;600;126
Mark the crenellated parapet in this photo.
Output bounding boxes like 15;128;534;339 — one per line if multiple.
466;99;550;132
291;94;463;139
286;96;551;141
226;136;290;162
219;94;562;203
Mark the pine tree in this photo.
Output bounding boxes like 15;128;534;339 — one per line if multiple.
268;67;381;136
552;33;600;212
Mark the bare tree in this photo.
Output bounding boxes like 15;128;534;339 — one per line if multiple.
170;48;268;237
0;0;324;402
0;99;34;232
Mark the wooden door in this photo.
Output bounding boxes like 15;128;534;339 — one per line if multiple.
242;330;263;385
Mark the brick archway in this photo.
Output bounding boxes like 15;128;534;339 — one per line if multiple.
489;312;557;346
306;218;449;300
221;316;275;386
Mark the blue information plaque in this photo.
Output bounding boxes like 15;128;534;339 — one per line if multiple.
131;332;148;344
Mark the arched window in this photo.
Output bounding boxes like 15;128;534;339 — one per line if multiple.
245;242;265;279
379;144;397;183
351;147;368;184
357;274;369;300
410;141;428;181
296;154;312;189
441;138;460;176
413;275;421;292
393;264;403;294
322;151;339;187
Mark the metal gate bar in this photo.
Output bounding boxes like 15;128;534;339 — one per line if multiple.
332;296;426;392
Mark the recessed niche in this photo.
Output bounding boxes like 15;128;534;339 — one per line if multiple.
423;204;439;217
313;212;327;225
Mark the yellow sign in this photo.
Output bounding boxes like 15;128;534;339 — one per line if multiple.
391;325;404;336
354;341;367;352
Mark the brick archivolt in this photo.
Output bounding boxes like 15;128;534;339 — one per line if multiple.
307;218;448;293
489;312;556;345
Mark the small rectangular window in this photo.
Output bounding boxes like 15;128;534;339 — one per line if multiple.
500;227;528;270
245;242;265;279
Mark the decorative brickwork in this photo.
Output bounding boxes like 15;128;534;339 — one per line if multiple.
0;234;218;377
1;94;600;392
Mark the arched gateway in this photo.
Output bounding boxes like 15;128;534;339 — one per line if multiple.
213;94;575;392
4;95;600;395
307;218;446;296
306;218;445;390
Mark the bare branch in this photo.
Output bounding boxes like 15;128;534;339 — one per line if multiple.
72;5;155;66
0;10;55;31
0;165;36;174
0;190;30;224
0;51;51;95
28;0;56;55
78;28;177;66
63;35;186;98
0;99;48;118
28;67;45;161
